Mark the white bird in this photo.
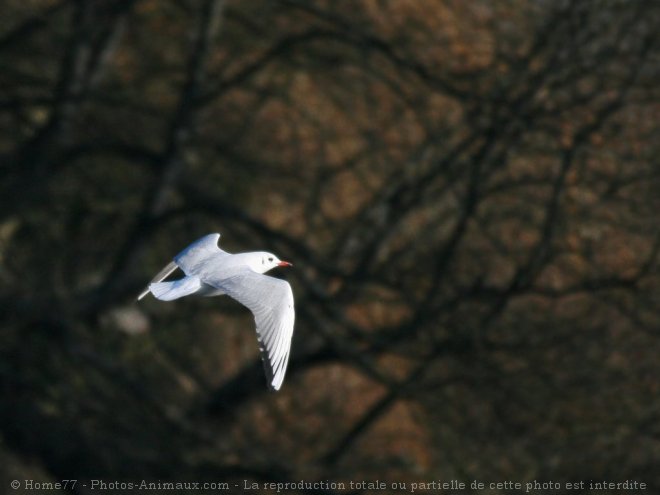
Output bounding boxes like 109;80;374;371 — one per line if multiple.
137;233;294;391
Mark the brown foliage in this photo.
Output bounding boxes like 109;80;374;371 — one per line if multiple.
1;0;659;492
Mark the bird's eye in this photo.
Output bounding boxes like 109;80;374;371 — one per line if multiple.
268;257;273;262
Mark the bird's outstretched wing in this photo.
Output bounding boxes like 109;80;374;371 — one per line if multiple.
175;233;228;275
137;261;178;301
138;233;227;300
207;269;295;391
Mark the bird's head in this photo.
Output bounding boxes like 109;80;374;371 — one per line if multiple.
249;251;292;274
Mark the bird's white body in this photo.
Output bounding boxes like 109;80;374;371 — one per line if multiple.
138;233;295;391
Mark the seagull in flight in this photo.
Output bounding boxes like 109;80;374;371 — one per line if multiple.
138;233;294;391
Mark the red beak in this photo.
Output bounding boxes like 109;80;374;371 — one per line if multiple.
278;261;293;267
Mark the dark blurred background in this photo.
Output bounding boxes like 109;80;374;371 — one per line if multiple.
1;0;659;493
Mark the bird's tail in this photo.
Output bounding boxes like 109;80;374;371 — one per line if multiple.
149;276;202;301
